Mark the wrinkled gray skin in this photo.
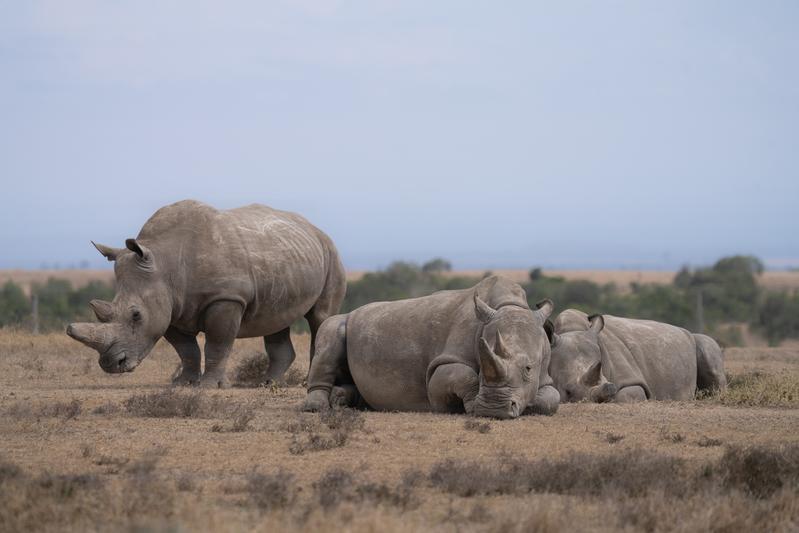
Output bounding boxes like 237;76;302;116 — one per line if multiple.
547;309;726;403
66;200;346;387
302;276;559;419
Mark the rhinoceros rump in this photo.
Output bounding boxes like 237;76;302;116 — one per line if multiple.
302;276;559;419
548;309;726;403
66;200;346;387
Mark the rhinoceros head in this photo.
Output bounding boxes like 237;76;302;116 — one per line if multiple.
66;239;172;373
471;293;554;419
549;314;617;403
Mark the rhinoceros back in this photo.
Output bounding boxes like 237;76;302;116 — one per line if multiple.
136;200;336;337
600;316;697;400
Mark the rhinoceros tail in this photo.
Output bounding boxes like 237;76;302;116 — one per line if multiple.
694;334;727;393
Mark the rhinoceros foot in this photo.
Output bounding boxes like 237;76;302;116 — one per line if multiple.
172;369;201;386
198;371;230;389
302;389;330;412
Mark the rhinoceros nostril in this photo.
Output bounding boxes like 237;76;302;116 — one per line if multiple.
117;356;127;369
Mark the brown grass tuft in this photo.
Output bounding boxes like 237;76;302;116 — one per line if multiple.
286;407;366;455
711;371;799;408
247;470;297;511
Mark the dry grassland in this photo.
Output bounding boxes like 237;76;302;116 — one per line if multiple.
0;330;798;532
4;268;799;294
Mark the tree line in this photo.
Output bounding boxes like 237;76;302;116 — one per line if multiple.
1;255;797;345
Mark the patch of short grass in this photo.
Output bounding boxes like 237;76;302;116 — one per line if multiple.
708;371;799;408
286;407;366;455
123;388;237;418
464;419;492;434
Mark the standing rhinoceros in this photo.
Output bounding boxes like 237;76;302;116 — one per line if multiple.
302;276;559;419
66;200;346;387
546;309;726;403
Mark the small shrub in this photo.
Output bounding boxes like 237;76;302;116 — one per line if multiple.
429;449;687;498
124;389;204;418
176;474;196;492
0;460;22;482
233;353;270;387
91;402;121;415
717;444;799;497
312;468;417;510
287;408;366;455
464;419;492;434
231;408;256;432
247;470;297;511
37;473;103;498
713;371;799;408
604;433;625;444
42;399;82;419
5;400;82;420
697;436;723;448
659;427;686;444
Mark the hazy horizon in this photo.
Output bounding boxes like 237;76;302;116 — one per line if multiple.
2;2;797;271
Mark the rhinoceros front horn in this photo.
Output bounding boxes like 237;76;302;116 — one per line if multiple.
66;323;112;353
478;337;506;383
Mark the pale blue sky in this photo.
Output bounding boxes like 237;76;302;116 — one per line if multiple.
1;2;797;270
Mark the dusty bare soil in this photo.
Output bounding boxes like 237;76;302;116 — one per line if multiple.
1;331;798;532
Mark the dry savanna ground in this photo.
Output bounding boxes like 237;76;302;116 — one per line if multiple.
1;331;798;532
4;268;799;294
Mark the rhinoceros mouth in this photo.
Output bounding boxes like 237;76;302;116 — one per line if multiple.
99;348;135;373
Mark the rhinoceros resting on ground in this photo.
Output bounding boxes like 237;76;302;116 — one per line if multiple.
66;200;346;387
302;276;559;419
546;309;727;403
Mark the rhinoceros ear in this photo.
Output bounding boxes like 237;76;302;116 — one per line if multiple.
478;337;506;383
92;241;123;262
580;360;603;386
89;299;114;323
588;314;605;335
473;293;496;324
125;239;155;270
534;299;554;321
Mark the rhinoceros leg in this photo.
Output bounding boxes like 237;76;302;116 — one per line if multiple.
164;326;202;385
614;385;647;403
303;314;349;412
526;385;560;416
263;328;296;382
427;363;480;414
305;258;347;363
199;301;243;389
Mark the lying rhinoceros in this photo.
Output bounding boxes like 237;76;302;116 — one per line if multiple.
66;200;346;387
302;276;559;419
546;309;726;403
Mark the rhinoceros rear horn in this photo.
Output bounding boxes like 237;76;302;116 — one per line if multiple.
89;299;114;323
92;241;124;262
478;337;506;382
473;293;496;324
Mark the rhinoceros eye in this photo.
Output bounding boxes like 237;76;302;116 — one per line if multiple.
131;310;142;322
